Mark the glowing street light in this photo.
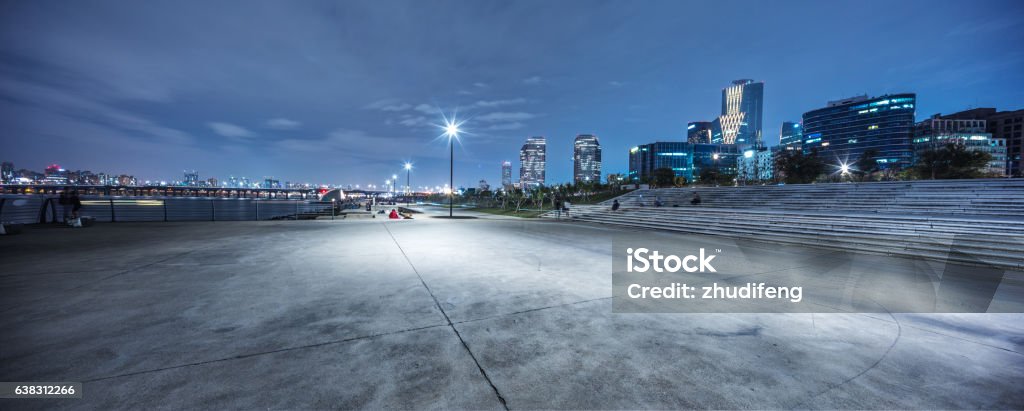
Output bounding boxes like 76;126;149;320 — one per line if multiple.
403;162;413;204
436;111;465;217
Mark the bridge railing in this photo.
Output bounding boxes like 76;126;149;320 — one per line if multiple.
0;195;338;224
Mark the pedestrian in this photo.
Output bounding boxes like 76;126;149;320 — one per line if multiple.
655;196;663;207
690;191;702;205
611;199;620;211
388;209;400;219
58;190;71;223
69;190;81;225
71;191;82;218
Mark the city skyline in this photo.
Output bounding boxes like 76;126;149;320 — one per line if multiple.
1;0;1022;187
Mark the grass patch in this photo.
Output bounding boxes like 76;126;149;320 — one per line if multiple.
471;207;550;218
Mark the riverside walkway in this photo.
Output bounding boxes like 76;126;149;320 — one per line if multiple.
1;211;1022;409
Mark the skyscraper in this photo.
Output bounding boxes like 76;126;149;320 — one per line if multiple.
184;170;200;186
802;93;916;170
519;136;546;188
712;79;764;146
687;122;713;144
573;134;602;183
501;161;512;188
779;122;803;151
1;161;13;183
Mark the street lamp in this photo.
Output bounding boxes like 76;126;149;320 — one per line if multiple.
437;112;464;217
403;162;412;205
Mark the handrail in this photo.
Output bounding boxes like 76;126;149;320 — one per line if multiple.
0;195;345;224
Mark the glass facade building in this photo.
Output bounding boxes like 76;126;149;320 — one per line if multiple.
573;134;602;183
711;79;764;146
628;142;741;183
519;136;546;187
914;116;1007;176
501;161;512;188
779;122;802;151
687;121;713;144
801;93;916;170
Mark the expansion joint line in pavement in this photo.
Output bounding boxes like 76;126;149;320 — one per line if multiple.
0;248;198;316
81;323;450;383
381;223;511;411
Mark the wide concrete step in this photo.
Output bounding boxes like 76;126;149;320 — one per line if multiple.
575;216;1023;269
581;213;1022;253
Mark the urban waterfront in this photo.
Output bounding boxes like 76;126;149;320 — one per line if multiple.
2;0;1023;409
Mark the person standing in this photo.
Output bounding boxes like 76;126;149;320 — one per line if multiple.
58;191;71;223
70;191;82;219
611;199;620;211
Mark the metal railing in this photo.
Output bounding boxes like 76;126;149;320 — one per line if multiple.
0;195;338;224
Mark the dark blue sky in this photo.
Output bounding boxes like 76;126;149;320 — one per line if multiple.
2;0;1022;188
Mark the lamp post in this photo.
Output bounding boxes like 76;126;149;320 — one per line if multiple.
404;162;412;205
439;114;463;217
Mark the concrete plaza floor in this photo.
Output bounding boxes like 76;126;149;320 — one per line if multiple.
1;207;1023;409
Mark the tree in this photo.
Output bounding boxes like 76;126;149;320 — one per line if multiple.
912;143;992;180
650;167;675;188
775;149;826;184
698;168;735;186
853;149;880;180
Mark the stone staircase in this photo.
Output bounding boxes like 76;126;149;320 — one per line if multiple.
542;179;1024;269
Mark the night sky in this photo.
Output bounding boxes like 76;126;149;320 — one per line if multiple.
1;0;1022;188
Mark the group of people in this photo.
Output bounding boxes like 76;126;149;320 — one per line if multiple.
610;191;701;211
58;191;83;226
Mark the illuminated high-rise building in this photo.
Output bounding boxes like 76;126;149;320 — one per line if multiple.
519;136;546;188
573;134;601;183
501;161;512;188
1;161;13;183
687;122;713;144
779;122;803;151
184;170;200;186
802;93;916;170
711;79;764;146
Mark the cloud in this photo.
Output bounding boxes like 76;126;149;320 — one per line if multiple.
473;98;527;108
476;112;538;122
473;82;488;88
608;81;624;87
208;122;253;139
522;76;542;85
414;104;442;114
0;77;194;147
485;122;525;131
276;128;446;161
364;99;413;112
265;118;301;129
398;115;432;127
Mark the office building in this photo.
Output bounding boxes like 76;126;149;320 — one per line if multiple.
628;142;742;184
687;122;713;144
501;161;512;188
519;136;546;187
573;134;602;183
802;93;916;170
184;170;200;186
736;147;777;183
43;164;68;185
940;108;1024;176
779;122;803;151
914;115;1007;176
711;79;764;146
1;161;13;183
